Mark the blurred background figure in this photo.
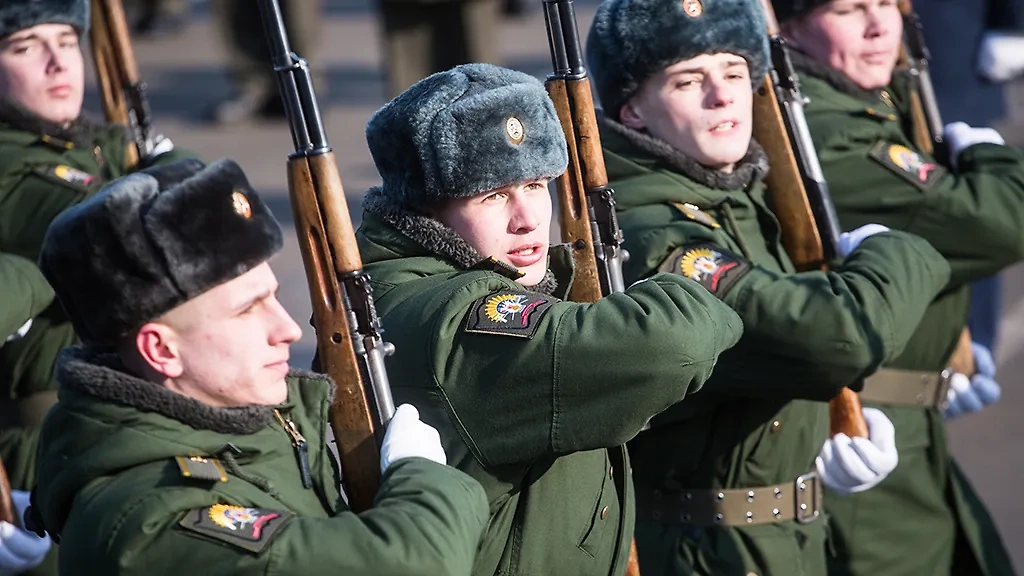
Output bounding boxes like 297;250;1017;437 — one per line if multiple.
917;0;1024;351
375;0;500;98
130;0;191;37
210;0;323;124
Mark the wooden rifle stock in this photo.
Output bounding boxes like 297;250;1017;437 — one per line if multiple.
543;1;637;573
0;461;13;525
258;0;395;513
547;80;604;303
90;0;153;168
756;0;867;438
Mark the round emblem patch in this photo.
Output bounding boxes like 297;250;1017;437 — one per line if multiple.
485;294;529;323
679;247;721;281
887;144;937;183
682;0;703;17
209;504;263;530
232;191;252;218
506;116;525;144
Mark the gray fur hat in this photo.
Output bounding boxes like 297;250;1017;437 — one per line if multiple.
39;158;284;346
586;0;770;118
771;0;830;23
0;0;89;39
365;63;569;210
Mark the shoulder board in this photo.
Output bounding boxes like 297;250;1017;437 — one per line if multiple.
670;202;720;229
32;164;99;191
868;140;945;191
659;243;749;297
178;504;292;554
464;290;553;339
174;456;228;483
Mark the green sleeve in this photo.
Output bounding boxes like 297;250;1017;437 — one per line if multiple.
621;206;950;400
0;252;53;341
72;458;489;576
812;114;1024;288
417;272;743;467
713;232;950;399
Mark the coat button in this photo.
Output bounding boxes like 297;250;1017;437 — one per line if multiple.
600;506;609;520
771;420;781;433
609;465;614;479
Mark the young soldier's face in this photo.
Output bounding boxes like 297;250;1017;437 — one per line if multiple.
436;179;553;286
139;263;303;407
621;53;753;173
786;0;902;90
0;23;85;126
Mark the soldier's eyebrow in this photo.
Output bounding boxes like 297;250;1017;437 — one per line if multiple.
232;286;276;314
1;33;41;47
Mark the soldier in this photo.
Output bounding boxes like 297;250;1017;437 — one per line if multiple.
584;0;955;573
352;62;745;575
775;1;1024;574
210;0;321;124
29;157;490;575
0;0;193;551
375;0;500;98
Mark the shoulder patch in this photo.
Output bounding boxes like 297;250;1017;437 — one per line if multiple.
868;141;945;191
178;504;292;554
465;291;553;339
33;165;99;191
174;456;228;483
660;244;749;297
670;202;720;229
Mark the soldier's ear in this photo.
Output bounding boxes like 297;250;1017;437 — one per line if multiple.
132;322;184;380
619;99;647;131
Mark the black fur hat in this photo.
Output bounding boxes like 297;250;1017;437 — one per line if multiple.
0;0;89;39
38;158;284;346
586;0;770;118
365;63;569;211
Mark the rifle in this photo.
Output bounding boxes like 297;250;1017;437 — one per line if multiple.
89;0;156;168
0;461;13;525
543;0;627;301
754;0;868;438
543;1;637;574
895;1;977;377
897;0;944;159
257;0;397;513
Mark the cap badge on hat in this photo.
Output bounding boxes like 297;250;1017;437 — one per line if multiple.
682;0;703;17
232;191;252;219
506;116;525;145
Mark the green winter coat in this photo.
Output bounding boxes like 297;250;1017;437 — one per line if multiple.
31;347;489;575
353;189;745;576
796;52;1022;576
0;252;53;343
0;99;194;498
600;117;952;576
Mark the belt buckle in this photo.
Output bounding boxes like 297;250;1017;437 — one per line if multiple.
935;368;953;411
794;473;821;524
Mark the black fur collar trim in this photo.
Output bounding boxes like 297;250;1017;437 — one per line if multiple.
362;187;560;296
788;49;882;104
0;96;109;147
56;346;281;435
599;116;769;191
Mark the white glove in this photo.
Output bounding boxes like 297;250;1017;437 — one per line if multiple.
143;134;175;164
0;491;51;576
379;404;447;473
4;319;32;343
944;342;1002;419
837;224;890;258
816;407;898;496
977;32;1024;83
944;122;1005;168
